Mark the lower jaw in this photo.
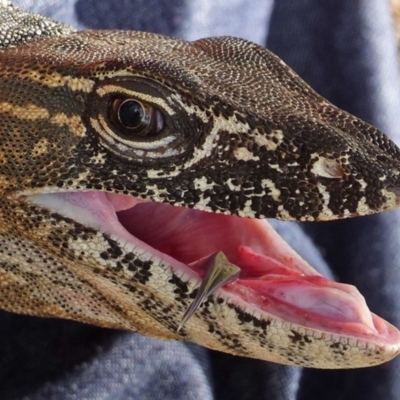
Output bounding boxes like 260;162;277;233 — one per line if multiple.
25;190;400;346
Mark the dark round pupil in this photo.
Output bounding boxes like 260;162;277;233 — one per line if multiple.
118;100;144;128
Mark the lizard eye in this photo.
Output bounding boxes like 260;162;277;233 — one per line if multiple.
89;77;194;162
109;98;164;137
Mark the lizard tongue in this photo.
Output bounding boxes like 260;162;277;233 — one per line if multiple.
188;245;377;334
233;247;376;333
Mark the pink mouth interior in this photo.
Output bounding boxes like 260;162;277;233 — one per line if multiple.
28;191;399;342
114;195;382;336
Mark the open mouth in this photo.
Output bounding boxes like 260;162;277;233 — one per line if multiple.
27;190;400;348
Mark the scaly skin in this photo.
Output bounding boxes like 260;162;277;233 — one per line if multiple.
1;2;400;368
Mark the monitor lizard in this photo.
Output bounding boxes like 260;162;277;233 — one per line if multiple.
1;0;400;369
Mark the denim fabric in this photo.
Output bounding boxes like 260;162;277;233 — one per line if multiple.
3;0;400;399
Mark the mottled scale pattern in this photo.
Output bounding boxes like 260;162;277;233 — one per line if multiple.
0;0;73;48
1;24;400;221
0;1;399;369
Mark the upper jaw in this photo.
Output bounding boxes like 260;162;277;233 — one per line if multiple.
21;189;400;368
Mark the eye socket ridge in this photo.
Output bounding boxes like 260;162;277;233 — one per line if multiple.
108;96;165;139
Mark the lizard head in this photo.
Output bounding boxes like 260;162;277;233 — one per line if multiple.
1;30;400;368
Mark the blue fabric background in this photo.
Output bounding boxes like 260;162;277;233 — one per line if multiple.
2;0;400;398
